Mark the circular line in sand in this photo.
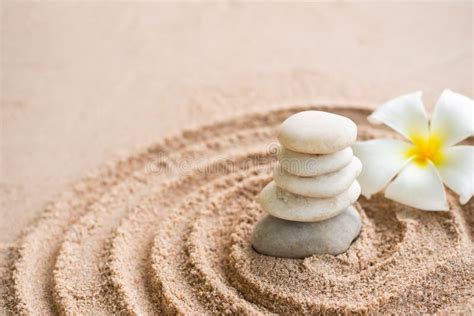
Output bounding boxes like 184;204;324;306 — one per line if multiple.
5;106;473;314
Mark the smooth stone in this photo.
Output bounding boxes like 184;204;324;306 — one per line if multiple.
257;181;361;222
273;157;362;198
251;206;362;258
277;145;353;177
277;111;357;154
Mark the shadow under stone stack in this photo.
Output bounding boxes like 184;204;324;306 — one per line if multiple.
252;111;363;258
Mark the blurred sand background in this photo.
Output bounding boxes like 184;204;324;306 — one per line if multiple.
1;1;472;243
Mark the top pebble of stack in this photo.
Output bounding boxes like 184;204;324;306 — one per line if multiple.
278;110;357;154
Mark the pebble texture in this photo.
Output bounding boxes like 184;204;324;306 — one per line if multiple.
253;111;362;259
252;206;362;258
258;181;361;222
273;157;362;198
277;146;353;177
277;111;357;154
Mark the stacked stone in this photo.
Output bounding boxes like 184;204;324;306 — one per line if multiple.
251;111;362;258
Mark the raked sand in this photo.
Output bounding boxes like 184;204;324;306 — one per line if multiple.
2;106;473;314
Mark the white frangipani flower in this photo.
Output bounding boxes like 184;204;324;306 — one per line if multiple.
352;90;474;211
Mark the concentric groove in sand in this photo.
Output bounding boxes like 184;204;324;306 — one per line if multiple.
5;106;473;315
9;107;288;315
51;128;274;314
225;196;468;314
9;110;283;315
108;153;272;315
152;173;270;314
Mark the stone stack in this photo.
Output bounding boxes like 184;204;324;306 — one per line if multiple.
251;111;362;258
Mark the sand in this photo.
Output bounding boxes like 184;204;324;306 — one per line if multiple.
2;106;473;315
2;3;473;314
2;2;473;244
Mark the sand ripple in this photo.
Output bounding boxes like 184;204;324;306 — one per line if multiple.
3;106;473;315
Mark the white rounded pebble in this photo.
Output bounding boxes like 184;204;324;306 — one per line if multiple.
257;181;361;222
277;111;357;154
273;157;362;198
277;145;353;177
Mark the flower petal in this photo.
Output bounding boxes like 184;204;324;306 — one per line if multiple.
385;162;448;211
352;139;411;198
368;91;430;140
430;89;474;146
437;145;474;204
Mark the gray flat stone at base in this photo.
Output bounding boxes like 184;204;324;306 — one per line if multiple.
251;206;361;258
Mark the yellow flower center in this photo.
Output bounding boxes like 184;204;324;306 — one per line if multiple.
405;133;444;167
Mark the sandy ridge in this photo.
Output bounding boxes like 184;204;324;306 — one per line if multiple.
2;106;472;315
52;128;275;314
